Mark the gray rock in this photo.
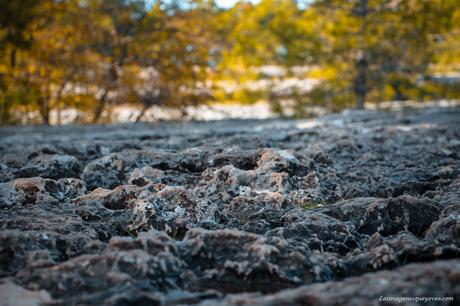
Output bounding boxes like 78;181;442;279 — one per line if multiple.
1;106;459;305
16;154;82;179
196;260;460;306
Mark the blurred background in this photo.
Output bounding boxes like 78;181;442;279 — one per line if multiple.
0;0;459;125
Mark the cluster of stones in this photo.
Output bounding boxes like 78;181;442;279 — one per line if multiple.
0;107;459;305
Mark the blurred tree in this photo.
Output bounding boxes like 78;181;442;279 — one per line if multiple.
0;0;218;124
1;0;460;124
75;0;216;123
212;0;319;111
0;0;40;124
24;0;92;124
132;0;216;121
309;0;460;109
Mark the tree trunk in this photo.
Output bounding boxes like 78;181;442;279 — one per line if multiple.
354;56;367;110
38;86;52;125
91;55;124;124
0;92;9;125
391;82;407;101
10;48;16;68
39;101;50;125
354;0;368;110
135;104;150;122
55;81;68;125
41;112;50;125
92;90;108;124
56;101;62;125
38;96;50;125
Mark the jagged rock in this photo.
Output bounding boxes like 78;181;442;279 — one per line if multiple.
72;184;142;210
195;260;460;306
82;154;128;190
1;106;459;305
15;231;183;303
267;212;362;255
179;228;335;293
15;154;82;179
223;192;289;234
208;149;258;170
129;166;165;186
256;149;312;176
0;229;96;276
322;195;441;237
128;186;221;238
82;150;208;190
425;203;460;247
0;177;86;208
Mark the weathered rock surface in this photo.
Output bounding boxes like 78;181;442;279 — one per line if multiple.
196;260;460;306
0;106;459;305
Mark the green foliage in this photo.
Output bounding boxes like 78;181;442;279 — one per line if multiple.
305;0;460;109
0;0;217;124
1;0;460;124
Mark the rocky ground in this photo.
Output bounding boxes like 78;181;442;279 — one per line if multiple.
0;106;459;306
